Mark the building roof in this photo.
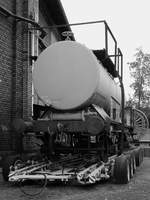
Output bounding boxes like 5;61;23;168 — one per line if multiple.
43;0;74;40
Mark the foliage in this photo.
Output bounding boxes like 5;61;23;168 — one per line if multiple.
127;48;150;109
125;96;135;107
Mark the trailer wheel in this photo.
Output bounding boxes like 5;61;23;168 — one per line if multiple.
140;148;144;163
131;153;136;173
114;155;130;184
2;155;22;181
128;151;136;175
129;156;134;178
134;149;143;167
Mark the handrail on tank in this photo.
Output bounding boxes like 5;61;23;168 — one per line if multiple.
30;20;123;80
103;21;117;68
117;48;123;81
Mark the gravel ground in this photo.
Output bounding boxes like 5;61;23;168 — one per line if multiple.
0;158;150;200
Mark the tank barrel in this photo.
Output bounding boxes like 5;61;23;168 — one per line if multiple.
33;41;121;113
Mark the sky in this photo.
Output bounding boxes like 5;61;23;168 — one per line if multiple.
61;0;150;99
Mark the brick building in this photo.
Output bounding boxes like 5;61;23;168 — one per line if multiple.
0;0;71;156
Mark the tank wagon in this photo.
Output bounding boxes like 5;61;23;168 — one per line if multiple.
2;21;144;185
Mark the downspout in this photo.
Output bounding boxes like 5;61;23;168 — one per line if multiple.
11;1;23;153
11;1;17;120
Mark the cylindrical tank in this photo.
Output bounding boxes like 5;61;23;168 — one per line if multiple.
33;41;121;112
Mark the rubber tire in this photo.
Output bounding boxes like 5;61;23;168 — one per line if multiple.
132;153;136;173
134;148;143;167
114;155;130;184
129;155;134;178
2;155;21;181
139;148;144;164
128;151;136;175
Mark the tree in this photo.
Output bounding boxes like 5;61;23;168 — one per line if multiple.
127;48;150;109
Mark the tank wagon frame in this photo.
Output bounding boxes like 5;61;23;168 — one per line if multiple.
2;21;144;185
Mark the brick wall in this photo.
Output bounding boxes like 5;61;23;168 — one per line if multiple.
0;0;67;154
0;0;15;151
0;0;32;152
